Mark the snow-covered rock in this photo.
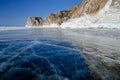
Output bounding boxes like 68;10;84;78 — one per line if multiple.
26;0;120;29
26;17;43;27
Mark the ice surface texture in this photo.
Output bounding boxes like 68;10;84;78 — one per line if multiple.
0;28;120;80
0;29;93;80
62;28;120;80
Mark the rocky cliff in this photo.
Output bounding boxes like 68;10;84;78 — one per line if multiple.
26;0;116;27
26;17;43;26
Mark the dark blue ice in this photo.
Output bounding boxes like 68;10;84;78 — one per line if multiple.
0;28;93;80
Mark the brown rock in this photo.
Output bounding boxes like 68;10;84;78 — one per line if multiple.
26;0;116;26
26;17;43;26
43;10;70;25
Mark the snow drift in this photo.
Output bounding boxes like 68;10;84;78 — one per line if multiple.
61;0;120;29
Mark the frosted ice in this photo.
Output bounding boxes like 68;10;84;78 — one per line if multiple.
0;28;120;80
61;28;120;80
0;26;27;31
0;28;93;80
0;0;120;79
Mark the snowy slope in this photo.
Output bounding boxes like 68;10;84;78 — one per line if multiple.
61;0;120;29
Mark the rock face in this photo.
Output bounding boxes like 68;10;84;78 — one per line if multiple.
26;0;116;26
43;10;70;25
26;17;43;26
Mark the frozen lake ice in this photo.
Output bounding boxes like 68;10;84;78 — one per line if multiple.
0;28;93;80
0;28;120;80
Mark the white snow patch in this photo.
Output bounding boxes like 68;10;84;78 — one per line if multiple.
61;0;120;29
26;24;60;28
0;26;27;31
42;24;60;28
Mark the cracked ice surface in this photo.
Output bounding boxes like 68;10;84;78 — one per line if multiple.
0;28;120;80
62;28;120;80
0;28;92;80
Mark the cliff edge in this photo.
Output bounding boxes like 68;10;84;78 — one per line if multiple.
26;0;116;27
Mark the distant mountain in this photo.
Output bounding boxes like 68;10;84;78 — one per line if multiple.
26;0;117;27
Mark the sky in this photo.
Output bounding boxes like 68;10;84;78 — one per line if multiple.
0;0;82;26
